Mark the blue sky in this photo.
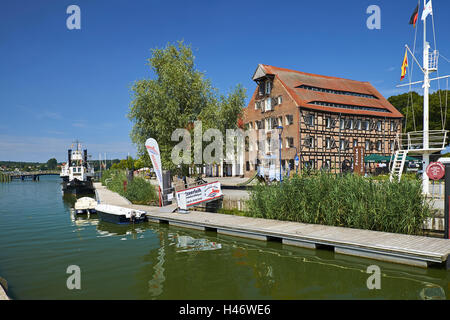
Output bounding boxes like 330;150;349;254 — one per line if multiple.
1;0;449;162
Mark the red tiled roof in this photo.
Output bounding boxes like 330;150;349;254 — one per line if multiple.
258;64;403;118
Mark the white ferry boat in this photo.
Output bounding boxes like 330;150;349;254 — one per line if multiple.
60;142;95;194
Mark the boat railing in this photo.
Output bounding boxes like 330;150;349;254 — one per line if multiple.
395;130;448;152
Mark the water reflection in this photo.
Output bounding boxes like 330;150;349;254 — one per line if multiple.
96;221;147;239
137;226;449;300
51;182;448;300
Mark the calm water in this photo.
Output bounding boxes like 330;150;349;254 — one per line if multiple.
0;175;448;300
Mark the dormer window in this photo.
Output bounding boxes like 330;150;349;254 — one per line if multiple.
265;80;272;95
258;82;264;96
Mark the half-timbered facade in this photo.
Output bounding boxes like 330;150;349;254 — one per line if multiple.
243;64;403;177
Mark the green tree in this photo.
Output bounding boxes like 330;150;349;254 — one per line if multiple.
128;41;246;173
388;90;450;132
46;158;57;170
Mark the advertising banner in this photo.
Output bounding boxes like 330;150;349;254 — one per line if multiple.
176;181;223;210
145;138;163;191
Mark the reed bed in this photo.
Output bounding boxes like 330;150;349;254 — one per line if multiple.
101;169;158;205
247;172;432;235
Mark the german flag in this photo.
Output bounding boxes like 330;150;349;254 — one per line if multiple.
400;50;408;81
409;4;419;27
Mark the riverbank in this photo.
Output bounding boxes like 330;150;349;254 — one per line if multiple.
94;183;450;269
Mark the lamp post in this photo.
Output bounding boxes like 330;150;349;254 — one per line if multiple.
277;125;284;183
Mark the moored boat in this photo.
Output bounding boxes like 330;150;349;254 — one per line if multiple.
60;141;95;195
95;204;147;224
74;197;97;215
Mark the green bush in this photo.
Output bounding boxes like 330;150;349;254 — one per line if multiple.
247;172;431;235
101;169;158;205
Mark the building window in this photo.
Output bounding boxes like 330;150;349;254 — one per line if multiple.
289;159;294;170
304;160;315;170
339;139;346;151
272;117;278;129
362;121;369;131
297;84;378;99
258;82;264;96
377;140;382;151
376;120;382;132
246;161;250;171
266;138;271;153
256;120;263;130
356;120;362;130
255;101;261;110
278;96;283;105
390;121;398;132
308;101;389;113
353;139;358;147
345;119;354;129
340;119;345;130
323;159;331;171
326;117;331;128
248;122;253;129
365;140;370;151
390;140;394;151
305;114;314;127
326;137;331;149
265;98;272;112
286;137;294;148
304;136;314;148
265;80;272;95
285;114;294;125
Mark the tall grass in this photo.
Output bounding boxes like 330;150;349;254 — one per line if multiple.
101;169;158;205
247;172;431;235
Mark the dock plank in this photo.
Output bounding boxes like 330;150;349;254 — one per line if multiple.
95;184;450;268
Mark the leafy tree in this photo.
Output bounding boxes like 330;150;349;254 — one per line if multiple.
46;158;57;170
388;90;450;132
134;157;146;170
128;41;246;174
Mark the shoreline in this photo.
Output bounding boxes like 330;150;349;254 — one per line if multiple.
94;183;450;269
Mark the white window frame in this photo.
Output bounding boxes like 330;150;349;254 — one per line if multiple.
265;80;272;95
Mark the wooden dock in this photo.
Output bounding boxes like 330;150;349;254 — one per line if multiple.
94;183;450;269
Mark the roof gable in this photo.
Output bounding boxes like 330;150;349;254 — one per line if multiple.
257;64;403;118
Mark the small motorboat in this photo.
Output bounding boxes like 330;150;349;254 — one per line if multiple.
95;204;147;224
74;197;97;215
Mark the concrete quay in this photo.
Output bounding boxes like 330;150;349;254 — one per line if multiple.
94;183;450;269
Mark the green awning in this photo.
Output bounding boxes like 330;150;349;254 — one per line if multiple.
364;154;391;163
364;154;421;163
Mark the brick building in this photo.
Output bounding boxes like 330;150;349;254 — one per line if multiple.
243;64;403;177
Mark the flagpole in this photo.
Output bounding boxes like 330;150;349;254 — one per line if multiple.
422;1;430;195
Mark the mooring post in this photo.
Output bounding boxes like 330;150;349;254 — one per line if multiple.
445;164;450;241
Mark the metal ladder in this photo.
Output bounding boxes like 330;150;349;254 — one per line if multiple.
389;150;408;182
